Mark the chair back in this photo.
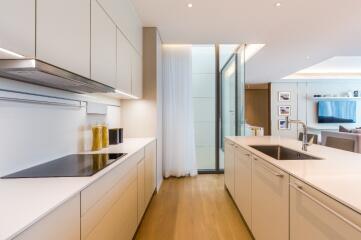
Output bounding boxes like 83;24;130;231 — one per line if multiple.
298;133;318;144
325;136;355;152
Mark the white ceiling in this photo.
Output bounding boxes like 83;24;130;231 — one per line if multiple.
284;56;361;80
131;0;361;83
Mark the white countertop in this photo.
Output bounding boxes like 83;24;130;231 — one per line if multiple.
0;138;155;240
226;136;361;215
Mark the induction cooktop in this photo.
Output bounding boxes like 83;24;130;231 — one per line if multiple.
1;153;127;178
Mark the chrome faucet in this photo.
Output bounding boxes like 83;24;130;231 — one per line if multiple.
285;117;311;151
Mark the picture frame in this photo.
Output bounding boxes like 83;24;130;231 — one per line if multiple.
278;91;291;102
279;119;290;130
278;105;291;116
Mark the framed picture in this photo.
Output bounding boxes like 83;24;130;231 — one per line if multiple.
279;92;291;101
279;106;291;116
279;119;290;130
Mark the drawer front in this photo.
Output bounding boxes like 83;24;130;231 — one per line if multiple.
290;176;361;240
14;194;80;240
81;165;137;239
81;149;144;215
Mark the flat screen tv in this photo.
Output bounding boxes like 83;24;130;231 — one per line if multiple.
317;100;356;123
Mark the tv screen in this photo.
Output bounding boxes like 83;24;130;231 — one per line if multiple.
318;101;356;123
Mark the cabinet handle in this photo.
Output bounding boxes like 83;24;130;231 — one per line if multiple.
290;183;361;233
253;158;284;177
245;153;251;157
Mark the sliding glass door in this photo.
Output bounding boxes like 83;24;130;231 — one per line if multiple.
219;45;246;170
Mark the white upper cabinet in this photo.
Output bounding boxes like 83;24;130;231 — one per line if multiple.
97;0;143;54
117;30;132;93
131;48;143;98
0;0;35;58
91;0;117;88
36;0;90;78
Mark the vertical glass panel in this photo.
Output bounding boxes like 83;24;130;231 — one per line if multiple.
191;45;216;171
237;45;246;136
221;55;236;149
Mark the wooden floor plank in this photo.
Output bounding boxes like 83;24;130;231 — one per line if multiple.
135;174;253;240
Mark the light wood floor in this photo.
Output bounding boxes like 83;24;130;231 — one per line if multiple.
135;174;253;240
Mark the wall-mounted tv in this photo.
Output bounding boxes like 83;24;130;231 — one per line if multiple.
317;100;356;123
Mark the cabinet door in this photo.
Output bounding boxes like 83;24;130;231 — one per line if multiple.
114;178;138;240
14;194;80;240
145;140;156;204
37;0;90;77
0;0;35;58
137;158;146;223
117;29;132;94
131;48;143;98
234;146;252;228
96;0;143;54
252;156;289;240
290;177;361;240
224;141;235;197
91;0;117;88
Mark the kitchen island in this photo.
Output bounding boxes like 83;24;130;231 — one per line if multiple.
225;136;361;240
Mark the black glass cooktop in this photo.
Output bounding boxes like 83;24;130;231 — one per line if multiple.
2;153;127;178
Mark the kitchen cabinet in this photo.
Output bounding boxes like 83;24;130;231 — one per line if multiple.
145;140;157;204
234;147;252;228
137;158;146;223
81;149;143;240
117;29;132;93
224;140;235;198
96;0;143;54
290;176;361;240
252;156;289;240
14;194;80;240
131;48;143;98
0;0;35;58
36;0;90;78
91;0;117;88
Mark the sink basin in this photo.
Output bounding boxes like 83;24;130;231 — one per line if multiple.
249;145;322;160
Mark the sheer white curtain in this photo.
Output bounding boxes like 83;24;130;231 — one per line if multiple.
162;45;198;178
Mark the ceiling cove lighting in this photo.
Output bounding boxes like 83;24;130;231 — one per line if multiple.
187;3;193;8
0;47;25;59
245;44;266;62
115;90;139;99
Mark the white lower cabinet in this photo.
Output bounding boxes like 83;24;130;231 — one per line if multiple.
234;146;252;228
252;156;289;240
137;158;146;223
145;140;157;204
290;176;361;240
14;194;80;240
224;140;235;198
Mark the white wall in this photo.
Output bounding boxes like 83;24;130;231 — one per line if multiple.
0;78;122;176
192;45;216;170
271;80;361;139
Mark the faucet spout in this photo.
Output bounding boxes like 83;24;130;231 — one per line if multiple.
285;117;310;151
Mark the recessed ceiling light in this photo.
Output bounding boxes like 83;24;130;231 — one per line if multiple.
187;3;193;8
306;56;311;59
275;2;281;7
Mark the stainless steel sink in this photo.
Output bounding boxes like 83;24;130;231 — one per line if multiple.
249;145;322;160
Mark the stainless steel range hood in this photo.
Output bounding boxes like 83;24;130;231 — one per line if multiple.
0;59;115;93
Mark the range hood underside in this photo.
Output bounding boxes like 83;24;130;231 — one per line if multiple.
0;59;115;94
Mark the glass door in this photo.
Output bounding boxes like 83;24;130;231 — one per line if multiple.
221;55;237;150
219;45;246;170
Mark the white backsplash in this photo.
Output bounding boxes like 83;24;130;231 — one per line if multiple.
0;78;122;176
